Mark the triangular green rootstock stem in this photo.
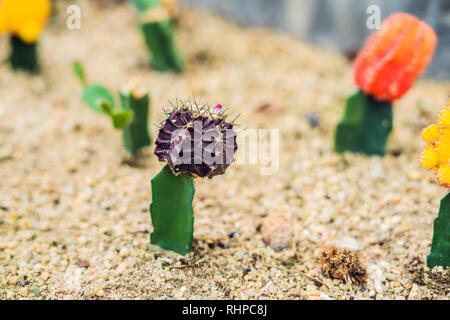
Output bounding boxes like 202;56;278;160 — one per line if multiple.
334;90;393;156
427;192;450;268
132;0;184;72
141;20;184;72
120;91;151;154
150;165;195;255
9;35;39;73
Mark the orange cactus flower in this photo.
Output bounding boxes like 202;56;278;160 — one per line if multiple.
354;13;437;102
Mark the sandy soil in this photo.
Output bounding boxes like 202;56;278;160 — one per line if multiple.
0;0;448;300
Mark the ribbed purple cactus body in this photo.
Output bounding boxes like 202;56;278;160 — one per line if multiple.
154;104;237;178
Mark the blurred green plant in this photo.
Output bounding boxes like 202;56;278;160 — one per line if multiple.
334;90;392;156
0;0;52;73
427;192;450;268
72;60;151;155
132;0;160;11
335;13;436;157
130;0;184;72
9;36;39;73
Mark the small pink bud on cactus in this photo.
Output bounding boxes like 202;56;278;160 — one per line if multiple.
214;104;224;112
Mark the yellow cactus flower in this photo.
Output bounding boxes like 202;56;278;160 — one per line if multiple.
421;100;450;188
420;145;439;170
421;124;441;144
437;165;450;186
0;0;51;43
436;131;450;164
438;106;450;128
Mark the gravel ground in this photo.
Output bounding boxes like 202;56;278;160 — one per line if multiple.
0;1;449;300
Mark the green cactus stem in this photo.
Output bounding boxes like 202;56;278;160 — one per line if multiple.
73;61;116;113
132;0;184;72
132;0;160;11
73;60;151;155
141;20;184;72
9;35;39;73
72;60;87;86
427;192;450;268
120;90;151;154
334;90;393;156
150;165;195;255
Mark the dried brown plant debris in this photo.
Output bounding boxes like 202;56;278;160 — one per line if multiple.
405;255;426;286
319;246;368;285
405;256;449;296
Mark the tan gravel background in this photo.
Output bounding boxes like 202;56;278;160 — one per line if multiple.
0;0;448;300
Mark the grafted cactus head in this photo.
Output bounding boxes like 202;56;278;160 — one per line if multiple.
420;101;450;188
0;0;51;43
354;12;437;102
154;101;238;178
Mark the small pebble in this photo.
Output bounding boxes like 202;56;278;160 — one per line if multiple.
31;286;42;297
19;288;29;297
304;112;320;128
161;258;173;266
261;214;293;251
332;237;360;251
408;284;421;300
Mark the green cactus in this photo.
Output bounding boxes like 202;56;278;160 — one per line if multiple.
73;61;116;113
9;35;39;73
427;192;450;268
150;165;195;255
72;60;151;155
131;0;160;11
82;85;116;114
141;20;184;72
72;60;87;85
99;100;133;130
149;103;239;255
334;90;393;156
131;0;184;72
120;90;151;154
